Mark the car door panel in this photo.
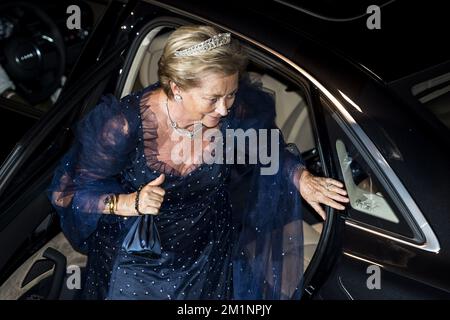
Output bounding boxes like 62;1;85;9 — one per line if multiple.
0;186;54;277
312;93;450;299
317;246;450;300
0;232;86;300
0;36;132;301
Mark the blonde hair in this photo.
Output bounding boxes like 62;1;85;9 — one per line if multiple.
158;25;248;98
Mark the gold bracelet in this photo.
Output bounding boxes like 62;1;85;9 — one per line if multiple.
113;194;119;213
109;195;115;214
104;194;117;215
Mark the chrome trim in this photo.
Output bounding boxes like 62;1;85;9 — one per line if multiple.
345;220;439;253
338;276;354;300
338;90;362;113
143;0;441;254
343;252;384;268
274;0;396;23
41;35;54;43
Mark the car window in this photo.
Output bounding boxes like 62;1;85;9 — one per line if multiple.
411;71;450;130
336;139;398;223
321;96;420;240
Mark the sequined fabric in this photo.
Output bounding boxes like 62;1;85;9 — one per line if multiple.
48;80;305;300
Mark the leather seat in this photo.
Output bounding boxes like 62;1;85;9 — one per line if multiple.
247;72;315;152
139;31;172;88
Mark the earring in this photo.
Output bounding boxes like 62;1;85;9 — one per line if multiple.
174;94;182;102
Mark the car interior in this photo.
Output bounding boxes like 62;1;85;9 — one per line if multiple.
0;0;100;165
0;26;324;300
0;0;101;300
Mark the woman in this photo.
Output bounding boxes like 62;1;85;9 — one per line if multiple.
48;25;349;300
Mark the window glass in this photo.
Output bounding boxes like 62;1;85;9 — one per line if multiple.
336;139;398;223
322;96;420;240
411;71;450;130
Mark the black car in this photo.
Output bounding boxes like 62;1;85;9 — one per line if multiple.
0;0;449;300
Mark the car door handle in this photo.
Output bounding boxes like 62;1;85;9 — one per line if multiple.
42;247;67;300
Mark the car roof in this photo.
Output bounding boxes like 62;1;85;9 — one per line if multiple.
152;0;449;83
258;0;449;83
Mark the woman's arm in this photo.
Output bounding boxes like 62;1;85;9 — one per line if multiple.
48;94;140;251
103;174;166;216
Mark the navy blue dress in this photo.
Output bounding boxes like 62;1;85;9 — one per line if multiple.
48;79;305;300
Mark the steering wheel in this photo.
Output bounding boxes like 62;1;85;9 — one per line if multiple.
0;2;66;104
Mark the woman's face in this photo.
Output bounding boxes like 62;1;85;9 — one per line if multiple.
171;72;239;128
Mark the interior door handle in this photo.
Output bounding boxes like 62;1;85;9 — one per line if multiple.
42;247;67;300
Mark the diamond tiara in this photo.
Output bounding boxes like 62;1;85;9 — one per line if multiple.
174;32;231;57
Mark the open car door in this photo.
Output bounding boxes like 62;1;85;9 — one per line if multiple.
0;1;134;300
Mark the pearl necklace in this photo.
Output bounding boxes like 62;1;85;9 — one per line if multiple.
165;98;203;139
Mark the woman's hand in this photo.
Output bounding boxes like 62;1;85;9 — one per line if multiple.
116;174;166;216
299;169;349;220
